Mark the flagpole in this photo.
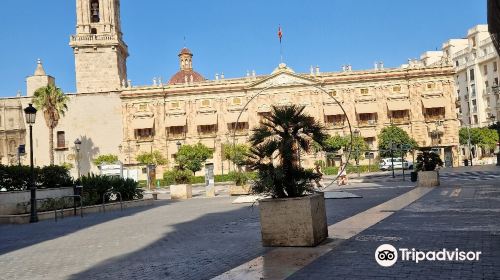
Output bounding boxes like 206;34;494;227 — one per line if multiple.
280;40;283;64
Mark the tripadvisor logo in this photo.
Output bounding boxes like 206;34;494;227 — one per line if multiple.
375;244;482;267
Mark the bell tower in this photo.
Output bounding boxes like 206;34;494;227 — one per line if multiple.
70;0;128;93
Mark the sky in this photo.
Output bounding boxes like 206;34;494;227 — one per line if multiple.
0;0;487;97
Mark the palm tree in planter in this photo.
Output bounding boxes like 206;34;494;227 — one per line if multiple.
32;85;69;165
247;105;329;247
415;151;444;187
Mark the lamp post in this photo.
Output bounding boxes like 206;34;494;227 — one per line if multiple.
491;84;500;166
24;104;37;223
487;114;500;166
353;129;361;177
74;139;82;178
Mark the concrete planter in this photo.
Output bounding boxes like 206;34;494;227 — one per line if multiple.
0;198;154;224
170;184;192;200
417;171;440;187
259;193;328;247
229;185;251;196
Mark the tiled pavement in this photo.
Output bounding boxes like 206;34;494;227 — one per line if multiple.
288;180;500;279
0;182;411;280
0;166;498;279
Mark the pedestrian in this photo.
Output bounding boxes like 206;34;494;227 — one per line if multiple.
337;161;348;186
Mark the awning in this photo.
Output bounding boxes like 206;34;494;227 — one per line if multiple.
361;130;377;138
302;106;316;117
324;105;343;116
165;115;187;127
422;98;446;109
355;103;377;114
257;105;272;113
387;101;411;111
226;112;249;123
196;114;218;126
132;118;154;129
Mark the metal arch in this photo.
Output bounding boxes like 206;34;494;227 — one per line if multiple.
231;81;354;189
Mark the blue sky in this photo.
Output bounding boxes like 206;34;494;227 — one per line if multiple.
0;0;486;97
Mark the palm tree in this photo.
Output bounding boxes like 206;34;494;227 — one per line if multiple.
32;85;69;165
248;105;328;198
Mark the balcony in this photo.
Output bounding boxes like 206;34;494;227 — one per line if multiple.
358;120;377;127
424;115;445;122
391;118;410;125
167;133;186;140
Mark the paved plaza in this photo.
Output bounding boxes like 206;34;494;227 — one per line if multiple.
0;167;499;279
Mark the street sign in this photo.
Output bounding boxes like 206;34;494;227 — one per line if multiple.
18;145;26;155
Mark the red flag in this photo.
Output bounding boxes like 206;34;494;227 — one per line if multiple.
278;26;283;43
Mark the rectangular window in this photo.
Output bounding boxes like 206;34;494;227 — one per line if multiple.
494;62;498;72
198;124;217;135
425;83;435;91
358;113;377;125
325;115;344;127
138;104;147;111
167;126;186;139
232;97;242;106
392;86;401;93
228;122;249;132
170;101;180;109
135;128;153;140
471;84;476;97
360;88;369;95
424;108;445;122
484;65;488;75
201;100;211;107
391;110;410;124
469;69;475;81
57;131;65;148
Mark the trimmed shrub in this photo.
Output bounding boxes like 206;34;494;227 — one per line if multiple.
0;164;73;191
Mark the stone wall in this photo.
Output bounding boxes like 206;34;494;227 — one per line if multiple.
0;187;74;215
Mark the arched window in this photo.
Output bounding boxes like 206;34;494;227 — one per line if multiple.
91;0;100;23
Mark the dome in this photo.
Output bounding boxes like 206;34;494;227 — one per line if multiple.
179;47;193;56
168;70;205;85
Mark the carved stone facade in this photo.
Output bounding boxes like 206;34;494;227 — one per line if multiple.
70;0;128;93
120;61;460;175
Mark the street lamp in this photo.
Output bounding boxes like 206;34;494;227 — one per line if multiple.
24;104;37;223
74;139;82;178
176;141;182;151
353;129;361;177
487;115;500;166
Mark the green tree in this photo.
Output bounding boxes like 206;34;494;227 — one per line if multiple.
459;127;499;151
136;150;168;166
223;143;250;171
349;135;369;162
32;85;70;165
378;125;418;157
175;143;214;175
247;105;328;198
323;135;348;154
93;154;119;166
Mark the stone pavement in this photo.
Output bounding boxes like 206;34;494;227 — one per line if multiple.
0;182;410;280
0;168;498;280
288;177;500;279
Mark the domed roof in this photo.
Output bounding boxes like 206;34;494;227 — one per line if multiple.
179;47;193;56
168;70;205;85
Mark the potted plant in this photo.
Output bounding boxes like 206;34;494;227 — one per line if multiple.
247;105;329;247
165;169;193;200
229;171;251;196
415;151;444;187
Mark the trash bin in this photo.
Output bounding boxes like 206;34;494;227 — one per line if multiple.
463;159;469;166
410;172;418;182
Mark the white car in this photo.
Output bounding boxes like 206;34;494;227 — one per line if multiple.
379;158;413;171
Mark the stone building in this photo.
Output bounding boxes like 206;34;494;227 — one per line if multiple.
0;0;461;178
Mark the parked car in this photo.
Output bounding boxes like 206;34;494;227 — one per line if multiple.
379;158;413;171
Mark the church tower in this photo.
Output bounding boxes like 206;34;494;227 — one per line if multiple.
70;0;128;93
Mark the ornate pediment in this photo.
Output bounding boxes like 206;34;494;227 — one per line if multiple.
248;65;318;89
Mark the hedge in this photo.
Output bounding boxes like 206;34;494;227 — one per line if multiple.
0;165;73;192
139;171;258;188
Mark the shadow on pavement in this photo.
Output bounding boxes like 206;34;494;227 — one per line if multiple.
0;200;176;255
